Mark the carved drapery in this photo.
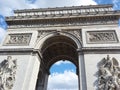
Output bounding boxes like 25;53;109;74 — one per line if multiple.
96;55;120;90
0;56;17;90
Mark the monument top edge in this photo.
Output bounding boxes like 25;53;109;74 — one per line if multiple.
14;4;113;13
6;4;120;22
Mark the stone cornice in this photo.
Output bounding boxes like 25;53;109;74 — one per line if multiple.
0;48;34;53
6;15;119;29
5;4;120;28
14;4;113;13
6;11;120;21
1;47;118;53
82;47;120;50
0;48;42;58
77;47;120;54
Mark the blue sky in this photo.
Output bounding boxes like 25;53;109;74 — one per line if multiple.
0;0;120;90
50;61;76;74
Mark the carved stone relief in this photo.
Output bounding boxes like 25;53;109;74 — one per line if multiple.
0;56;17;90
95;55;120;90
4;33;32;46
63;29;82;42
37;29;82;43
87;30;118;43
37;30;56;42
37;30;56;39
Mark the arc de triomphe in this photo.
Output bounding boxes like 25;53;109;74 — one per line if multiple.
0;4;120;90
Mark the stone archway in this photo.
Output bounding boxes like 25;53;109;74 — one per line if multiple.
36;32;81;90
2;4;120;90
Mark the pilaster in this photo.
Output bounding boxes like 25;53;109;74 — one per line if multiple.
78;51;87;90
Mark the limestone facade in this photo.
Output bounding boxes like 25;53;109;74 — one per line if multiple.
0;4;120;90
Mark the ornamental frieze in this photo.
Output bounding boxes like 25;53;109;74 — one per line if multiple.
4;33;32;46
0;56;17;90
7;16;118;29
87;30;118;43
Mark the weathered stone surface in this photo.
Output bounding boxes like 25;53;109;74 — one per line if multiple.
0;4;120;90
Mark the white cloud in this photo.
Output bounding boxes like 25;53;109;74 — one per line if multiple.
48;70;78;90
0;0;97;16
0;27;6;43
35;0;97;8
0;0;38;16
55;61;72;66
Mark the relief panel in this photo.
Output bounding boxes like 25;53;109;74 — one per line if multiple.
86;30;118;44
4;33;32;46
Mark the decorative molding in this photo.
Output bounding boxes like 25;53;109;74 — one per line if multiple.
13;4;113;17
86;30;118;44
4;33;32;46
95;55;120;90
0;56;17;90
7;16;118;29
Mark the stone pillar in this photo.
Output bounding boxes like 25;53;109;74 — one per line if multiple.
36;68;49;90
27;54;40;90
43;72;49;90
78;51;87;90
10;53;40;90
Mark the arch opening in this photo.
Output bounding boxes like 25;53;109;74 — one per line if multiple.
47;60;78;90
36;35;79;90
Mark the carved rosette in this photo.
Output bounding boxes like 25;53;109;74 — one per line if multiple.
96;55;120;90
0;56;17;90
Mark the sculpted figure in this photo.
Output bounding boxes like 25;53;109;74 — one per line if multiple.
0;56;17;90
97;55;120;90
